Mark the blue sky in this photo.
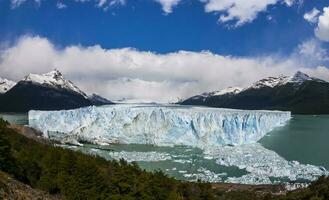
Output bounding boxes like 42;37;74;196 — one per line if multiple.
0;0;329;102
0;0;328;55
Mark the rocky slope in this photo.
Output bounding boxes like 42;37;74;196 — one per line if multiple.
0;170;61;200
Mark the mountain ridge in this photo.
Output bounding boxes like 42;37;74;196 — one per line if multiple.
0;70;113;112
23;70;88;98
180;71;329;114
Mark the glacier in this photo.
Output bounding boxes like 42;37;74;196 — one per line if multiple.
28;104;291;148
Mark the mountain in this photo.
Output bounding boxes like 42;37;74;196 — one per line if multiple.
0;78;16;94
180;71;329;114
0;70;113;112
88;93;114;105
23;70;88;98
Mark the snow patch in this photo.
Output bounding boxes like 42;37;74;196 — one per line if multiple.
201;87;242;97
0;77;16;94
24;70;87;98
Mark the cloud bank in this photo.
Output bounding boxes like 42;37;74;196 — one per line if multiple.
0;36;328;102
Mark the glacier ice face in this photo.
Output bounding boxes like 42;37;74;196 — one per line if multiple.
29;104;291;148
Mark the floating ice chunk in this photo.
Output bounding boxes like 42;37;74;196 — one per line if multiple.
204;143;329;184
226;174;272;185
108;151;172;162
285;183;309;191
184;168;226;182
29;104;291;147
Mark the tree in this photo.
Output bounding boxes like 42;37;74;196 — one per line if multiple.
0;119;15;173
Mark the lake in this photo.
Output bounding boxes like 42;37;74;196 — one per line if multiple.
260;115;329;170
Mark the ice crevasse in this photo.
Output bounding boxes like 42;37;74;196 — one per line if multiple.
28;104;291;148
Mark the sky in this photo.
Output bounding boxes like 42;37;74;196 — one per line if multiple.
0;0;329;102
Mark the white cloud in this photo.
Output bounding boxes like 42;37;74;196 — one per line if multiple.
315;7;329;42
56;2;67;9
294;39;329;66
10;0;41;8
202;0;294;26
0;36;328;102
96;0;125;10
10;0;27;8
284;0;295;7
304;8;320;24
11;0;125;10
154;0;181;14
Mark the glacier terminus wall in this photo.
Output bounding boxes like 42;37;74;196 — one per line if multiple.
28;104;291;148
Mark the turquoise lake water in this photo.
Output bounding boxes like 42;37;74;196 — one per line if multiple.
260;115;329;169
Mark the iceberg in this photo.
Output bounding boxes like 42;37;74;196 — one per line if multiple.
29;104;290;148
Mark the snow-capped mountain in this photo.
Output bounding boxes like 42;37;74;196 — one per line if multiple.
181;71;329;114
0;70;114;112
185;87;242;103
199;87;242;99
201;87;242;97
248;71;325;90
0;78;16;94
88;94;114;105
24;70;88;98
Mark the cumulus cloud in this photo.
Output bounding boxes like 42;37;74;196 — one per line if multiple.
0;36;328;102
202;0;294;26
304;8;320;24
315;7;329;42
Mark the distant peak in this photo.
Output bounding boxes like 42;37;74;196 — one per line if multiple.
287;71;322;85
22;69;88;98
44;69;63;78
293;71;311;79
200;86;242;98
248;71;326;90
249;75;288;89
